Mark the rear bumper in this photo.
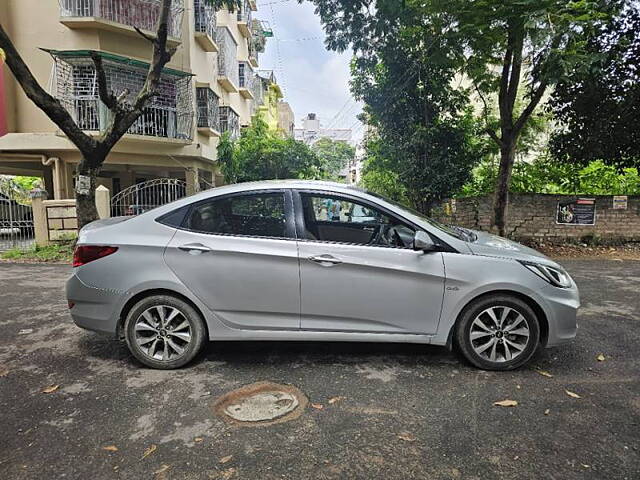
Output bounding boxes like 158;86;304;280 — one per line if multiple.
540;284;580;347
66;272;123;335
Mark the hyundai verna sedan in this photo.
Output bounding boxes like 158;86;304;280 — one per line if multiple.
66;180;579;370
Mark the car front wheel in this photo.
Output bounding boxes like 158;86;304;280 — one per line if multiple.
455;294;540;371
124;295;206;369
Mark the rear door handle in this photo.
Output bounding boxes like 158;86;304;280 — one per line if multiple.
308;254;342;266
178;243;211;253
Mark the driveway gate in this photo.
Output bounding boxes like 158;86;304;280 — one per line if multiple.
111;178;187;217
0;183;35;251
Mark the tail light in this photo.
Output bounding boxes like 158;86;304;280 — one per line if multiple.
73;245;118;267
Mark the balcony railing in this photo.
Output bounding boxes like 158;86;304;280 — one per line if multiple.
59;0;184;38
194;0;216;40
53;51;193;141
237;0;252;37
238;62;253;89
219;106;240;139
217;26;239;90
196;87;220;131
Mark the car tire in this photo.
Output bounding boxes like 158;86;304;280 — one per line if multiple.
124;295;207;369
455;294;540;371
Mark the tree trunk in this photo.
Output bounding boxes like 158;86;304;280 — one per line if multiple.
493;139;516;237
75;158;102;229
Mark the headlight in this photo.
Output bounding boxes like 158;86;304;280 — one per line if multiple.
519;261;572;288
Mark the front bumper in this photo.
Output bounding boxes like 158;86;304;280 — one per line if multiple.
66;273;124;335
540;283;580;347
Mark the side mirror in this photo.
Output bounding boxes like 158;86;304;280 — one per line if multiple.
413;231;437;252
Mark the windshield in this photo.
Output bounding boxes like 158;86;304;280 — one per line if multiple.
365;190;476;241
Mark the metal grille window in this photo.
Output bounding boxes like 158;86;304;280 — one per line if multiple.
237;0;252;24
194;0;216;39
53;52;194;141
216;26;239;85
59;0;184;38
238;62;254;90
219;106;240;139
196;87;220;130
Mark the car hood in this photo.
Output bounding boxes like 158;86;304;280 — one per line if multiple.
465;229;558;266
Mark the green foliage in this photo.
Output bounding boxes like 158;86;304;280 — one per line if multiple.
311;138;355;179
549;5;640;168
217;116;324;183
460;158;640;196
1;241;74;263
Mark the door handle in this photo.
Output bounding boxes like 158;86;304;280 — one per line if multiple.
178;243;211;253
308;254;342;266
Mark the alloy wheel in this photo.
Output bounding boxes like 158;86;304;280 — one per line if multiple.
133;305;192;362
469;306;531;363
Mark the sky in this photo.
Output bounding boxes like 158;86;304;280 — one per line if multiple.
255;0;364;141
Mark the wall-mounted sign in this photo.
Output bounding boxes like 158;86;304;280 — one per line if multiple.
613;195;628;210
557;197;596;225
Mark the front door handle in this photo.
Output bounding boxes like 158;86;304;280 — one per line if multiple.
178;243;211;253
308;254;342;266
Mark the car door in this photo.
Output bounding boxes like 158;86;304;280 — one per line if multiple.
164;189;301;330
295;190;445;335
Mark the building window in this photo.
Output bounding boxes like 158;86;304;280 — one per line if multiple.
59;0;184;38
196;87;220;130
238;62;254;90
219;106;240;139
216;27;239;85
194;0;216;39
53;52;194;140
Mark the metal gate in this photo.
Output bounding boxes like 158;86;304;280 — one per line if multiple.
0;183;35;251
111;178;187;217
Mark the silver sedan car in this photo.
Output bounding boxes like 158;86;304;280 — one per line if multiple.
66;180;579;370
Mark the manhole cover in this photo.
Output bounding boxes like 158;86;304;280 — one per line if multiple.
212;382;308;426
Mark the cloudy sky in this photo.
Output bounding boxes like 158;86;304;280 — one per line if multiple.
255;0;364;140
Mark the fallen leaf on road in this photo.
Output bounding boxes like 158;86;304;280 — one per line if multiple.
311;403;324;410
18;329;33;335
0;365;9;377
102;445;118;452
536;370;553;378
596;354;606;362
142;444;157;459
565;390;581;399
194;437;203;443
582;464;590;469
154;465;171;474
42;384;60;394
544;409;550;415
219;455;233;464
328;396;344;405
221;467;237;479
494;399;518;407
397;432;417;442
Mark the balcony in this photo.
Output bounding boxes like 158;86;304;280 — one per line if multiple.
216;27;239;93
237;1;253;38
238;62;255;100
52;51;193;142
196;86;220;137
194;0;218;52
59;0;183;45
219;106;240;140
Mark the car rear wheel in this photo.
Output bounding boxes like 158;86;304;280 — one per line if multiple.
124;295;206;369
455;294;540;371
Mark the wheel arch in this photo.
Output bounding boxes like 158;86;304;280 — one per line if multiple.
446;289;549;350
117;288;210;341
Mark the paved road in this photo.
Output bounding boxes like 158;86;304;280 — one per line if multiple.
0;260;638;479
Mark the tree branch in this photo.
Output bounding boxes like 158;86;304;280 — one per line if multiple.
472;79;502;148
505;21;524;122
0;23;96;155
89;51;118;111
134;26;155;44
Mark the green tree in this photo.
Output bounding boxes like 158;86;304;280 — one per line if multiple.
549;5;640;168
218;116;323;183
303;0;620;234
311;138;355;179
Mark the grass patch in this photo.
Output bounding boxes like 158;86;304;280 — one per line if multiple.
1;242;74;263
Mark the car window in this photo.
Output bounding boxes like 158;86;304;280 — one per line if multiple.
186;193;289;238
300;193;415;248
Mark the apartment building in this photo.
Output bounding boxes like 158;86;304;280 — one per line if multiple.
0;0;275;199
277;101;295;138
294;113;352;146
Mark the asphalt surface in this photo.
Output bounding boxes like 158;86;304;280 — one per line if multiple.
0;260;638;479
